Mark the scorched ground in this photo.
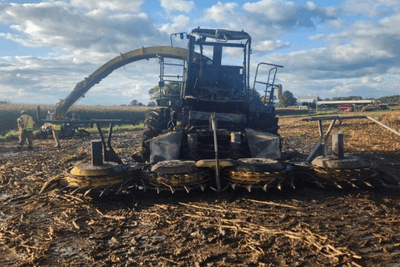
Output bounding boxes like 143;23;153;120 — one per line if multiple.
1;112;400;266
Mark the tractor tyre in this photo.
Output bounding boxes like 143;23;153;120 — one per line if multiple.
140;108;169;162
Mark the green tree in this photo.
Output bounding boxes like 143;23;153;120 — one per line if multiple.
279;90;297;107
378;95;400;106
149;81;181;100
130;100;143;106
332;96;362;101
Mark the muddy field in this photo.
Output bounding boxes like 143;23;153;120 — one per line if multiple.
1;112;400;266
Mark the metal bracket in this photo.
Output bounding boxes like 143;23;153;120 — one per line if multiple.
95;122;123;164
306;119;337;163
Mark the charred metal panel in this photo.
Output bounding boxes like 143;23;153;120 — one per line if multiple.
245;128;281;159
191;28;251;41
249;100;275;113
150;130;183;163
189;111;246;123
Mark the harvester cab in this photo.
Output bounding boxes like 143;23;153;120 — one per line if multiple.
184;28;250;102
155;28;282;133
138;28;285;192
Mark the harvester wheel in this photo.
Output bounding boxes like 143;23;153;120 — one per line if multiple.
140;108;169;162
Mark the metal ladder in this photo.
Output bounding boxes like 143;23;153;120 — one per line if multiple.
158;57;186;97
252;62;283;104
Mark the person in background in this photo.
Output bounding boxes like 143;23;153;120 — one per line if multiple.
50;112;61;148
17;110;34;151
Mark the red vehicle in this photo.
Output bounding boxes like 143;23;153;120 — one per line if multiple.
338;104;354;111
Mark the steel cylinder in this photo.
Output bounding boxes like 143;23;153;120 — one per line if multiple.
276;84;282;100
91;140;103;166
332;133;344;159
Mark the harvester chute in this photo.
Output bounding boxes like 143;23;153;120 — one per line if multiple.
53;46;208;120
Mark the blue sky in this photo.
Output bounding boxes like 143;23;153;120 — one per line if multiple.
0;0;399;105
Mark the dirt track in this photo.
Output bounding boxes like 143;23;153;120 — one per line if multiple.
1;112;400;266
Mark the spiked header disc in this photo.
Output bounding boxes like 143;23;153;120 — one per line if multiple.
70;162;125;177
64;162;127;189
196;159;238;169
235;158;285;172
150;160;197;174
146;160;212;190
311;155;370;169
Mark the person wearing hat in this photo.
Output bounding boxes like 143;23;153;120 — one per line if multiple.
17;110;34;151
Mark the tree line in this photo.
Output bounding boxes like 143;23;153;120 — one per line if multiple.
129;82;400;107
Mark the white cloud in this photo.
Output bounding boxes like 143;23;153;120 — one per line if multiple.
0;1;166;105
0;53;164;105
327;19;345;29
253;8;400;98
309;34;325;40
160;14;190;33
160;0;195;13
327;14;400;61
70;0;145;12
204;2;238;22
0;1;162;63
0;55;88;103
243;0;338;28
254;40;290;52
306;1;317;10
243;0;298;22
329;84;352;94
361;75;384;84
373;75;384;82
341;0;400;17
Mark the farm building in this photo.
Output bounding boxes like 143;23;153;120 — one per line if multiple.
297;96;318;105
317;100;376;111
